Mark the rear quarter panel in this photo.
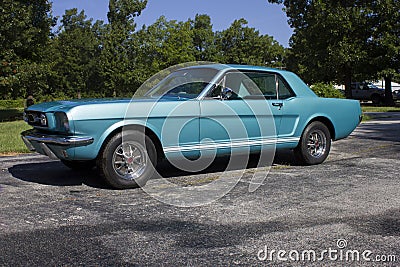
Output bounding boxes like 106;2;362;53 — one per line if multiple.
286;97;361;141
279;71;361;142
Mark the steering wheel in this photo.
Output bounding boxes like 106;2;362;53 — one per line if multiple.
222;87;240;100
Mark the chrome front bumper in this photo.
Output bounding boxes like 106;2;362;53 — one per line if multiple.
21;130;94;159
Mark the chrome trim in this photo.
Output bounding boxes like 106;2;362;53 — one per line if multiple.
39;143;58;160
21;130;94;146
21;136;36;151
164;137;300;153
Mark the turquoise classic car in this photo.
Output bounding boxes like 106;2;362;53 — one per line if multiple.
21;64;362;189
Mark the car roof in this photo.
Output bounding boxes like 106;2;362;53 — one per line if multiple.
182;64;290;75
182;64;317;98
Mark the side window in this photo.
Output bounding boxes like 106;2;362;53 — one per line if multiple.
277;77;294;99
246;73;277;99
207;72;248;100
227;72;277;100
167;82;209;96
207;71;294;100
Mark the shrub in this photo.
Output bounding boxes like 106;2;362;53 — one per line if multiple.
0;99;25;109
310;83;344;98
0;100;24;122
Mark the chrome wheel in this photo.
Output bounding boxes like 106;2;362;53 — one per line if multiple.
98;131;157;189
112;142;147;180
294;121;331;165
307;130;327;158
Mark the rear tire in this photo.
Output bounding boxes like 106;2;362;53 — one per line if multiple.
294;121;331;165
97;130;157;189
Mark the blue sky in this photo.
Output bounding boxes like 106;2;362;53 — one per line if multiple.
51;0;293;47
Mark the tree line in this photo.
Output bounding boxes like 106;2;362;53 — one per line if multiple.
268;0;399;105
1;0;399;104
0;0;284;100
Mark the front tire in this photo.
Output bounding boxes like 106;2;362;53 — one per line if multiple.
294;121;331;165
97;130;157;189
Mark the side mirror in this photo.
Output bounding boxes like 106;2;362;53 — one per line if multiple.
221;87;234;100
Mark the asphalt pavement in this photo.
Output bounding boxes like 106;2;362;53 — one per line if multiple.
0;113;400;266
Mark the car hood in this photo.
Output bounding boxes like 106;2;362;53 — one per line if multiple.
25;98;133;112
25;97;194;121
25;97;187;113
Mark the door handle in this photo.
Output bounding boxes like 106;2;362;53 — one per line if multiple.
272;102;283;107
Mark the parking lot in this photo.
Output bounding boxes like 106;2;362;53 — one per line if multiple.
1;113;400;266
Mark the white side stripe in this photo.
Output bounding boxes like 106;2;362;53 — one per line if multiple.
164;137;300;153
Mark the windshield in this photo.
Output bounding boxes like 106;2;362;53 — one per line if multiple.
144;68;219;99
367;83;380;89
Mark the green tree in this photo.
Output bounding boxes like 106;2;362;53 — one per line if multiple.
217;19;285;67
190;14;219;62
155;18;196;67
135;16;196;76
268;0;375;98
48;9;104;98
370;0;400;106
0;0;54;99
99;0;147;97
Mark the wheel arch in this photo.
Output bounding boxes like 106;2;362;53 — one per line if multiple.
294;117;333;165
97;123;165;161
306;116;336;140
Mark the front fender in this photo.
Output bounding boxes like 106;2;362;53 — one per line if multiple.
72;119;162;160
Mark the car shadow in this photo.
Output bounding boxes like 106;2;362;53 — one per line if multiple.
8;161;110;189
8;150;297;189
150;149;298;178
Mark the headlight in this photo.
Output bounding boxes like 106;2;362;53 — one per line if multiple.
24;111;48;127
40;114;47;126
55;112;70;133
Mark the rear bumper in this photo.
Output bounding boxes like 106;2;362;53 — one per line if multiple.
21;130;94;159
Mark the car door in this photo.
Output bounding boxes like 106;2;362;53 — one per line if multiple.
144;92;202;160
273;75;298;139
199;70;282;156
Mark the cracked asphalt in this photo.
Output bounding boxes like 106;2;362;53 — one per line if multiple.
1;113;400;266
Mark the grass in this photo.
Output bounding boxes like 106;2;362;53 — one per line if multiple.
0;121;32;155
361;105;400;113
361;114;372;122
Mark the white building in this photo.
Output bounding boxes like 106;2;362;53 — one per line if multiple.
372;80;400;91
334;80;400;91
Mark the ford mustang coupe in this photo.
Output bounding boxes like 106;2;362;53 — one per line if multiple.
21;65;362;189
